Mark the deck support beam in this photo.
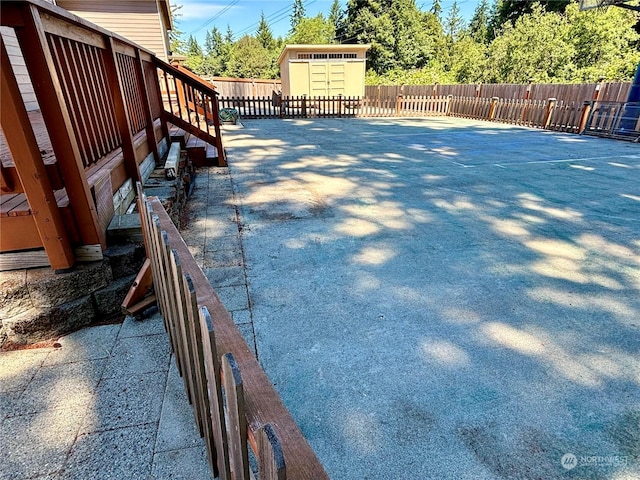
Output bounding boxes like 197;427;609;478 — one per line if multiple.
1;36;75;270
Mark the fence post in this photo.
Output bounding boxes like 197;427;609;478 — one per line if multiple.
489;97;499;120
475;84;481;98
396;94;403;116
338;94;343;118
446;94;453;116
525;79;533;100
578;100;592;134
302;94;307;117
593;77;604;100
544;97;557;129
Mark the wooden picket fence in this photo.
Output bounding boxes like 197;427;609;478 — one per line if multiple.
216;92;638;141
136;183;328;480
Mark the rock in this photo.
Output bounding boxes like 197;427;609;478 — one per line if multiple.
26;260;112;309
2;296;96;345
0;270;32;319
104;244;146;279
93;274;137;317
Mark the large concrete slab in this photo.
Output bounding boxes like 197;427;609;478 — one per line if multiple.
0;313;213;479
222;117;640;479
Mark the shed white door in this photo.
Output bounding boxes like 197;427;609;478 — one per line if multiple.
309;63;345;96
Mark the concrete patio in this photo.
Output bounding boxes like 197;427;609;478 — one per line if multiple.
0;314;214;480
1;116;639;479
214;117;639;479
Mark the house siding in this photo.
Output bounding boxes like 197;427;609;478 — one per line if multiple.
57;0;169;60
1;27;40;112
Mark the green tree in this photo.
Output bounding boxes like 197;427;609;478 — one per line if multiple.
288;14;336;44
450;35;487;82
444;1;464;42
202;27;224;76
469;0;491;44
494;0;571;27
183;35;204;72
226;35;275;78
566;2;640;81
389;0;443;70
329;0;345;41
169;3;185;55
257;12;275;49
290;0;306;34
486;4;575;83
430;0;442;21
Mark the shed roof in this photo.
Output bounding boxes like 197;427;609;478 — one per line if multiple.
277;44;370;65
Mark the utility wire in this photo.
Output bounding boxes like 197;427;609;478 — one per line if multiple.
231;0;317;40
190;0;241;35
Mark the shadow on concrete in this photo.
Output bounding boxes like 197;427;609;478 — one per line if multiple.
217;117;640;480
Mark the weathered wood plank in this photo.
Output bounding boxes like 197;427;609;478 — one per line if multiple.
222;352;250;480
257;424;286;480
198;305;231;479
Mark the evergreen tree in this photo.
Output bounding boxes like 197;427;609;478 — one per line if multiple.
290;0;306;34
257;12;274;49
430;0;442;21
184;35;203;73
444;1;463;42
169;4;185;55
329;0;344;40
202;27;224;76
288;14;335;44
469;0;490;44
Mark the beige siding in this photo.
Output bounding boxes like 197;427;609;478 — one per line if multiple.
57;0;169;60
0;27;39;112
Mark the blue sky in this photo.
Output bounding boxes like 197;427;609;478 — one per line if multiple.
173;0;478;45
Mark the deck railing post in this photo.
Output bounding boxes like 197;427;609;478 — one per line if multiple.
1;35;75;270
544;97;557;129
104;37;141;183
489;96;499;120
579;100;593;134
17;2;104;249
134;49;160;164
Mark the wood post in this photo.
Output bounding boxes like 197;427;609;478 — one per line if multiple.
446;94;453;116
489;97;499;120
338;94;343;118
302;94;307;117
1;36;75;271
134;50;160;165
17;3;104;249
396;94;404;116
544;97;557;129
104;37;141;183
578;100;593;134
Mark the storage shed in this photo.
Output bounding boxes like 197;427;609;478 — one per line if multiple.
278;44;370;98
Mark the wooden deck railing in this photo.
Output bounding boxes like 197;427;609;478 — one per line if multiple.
157;59;226;166
0;0;225;270
137;184;328;480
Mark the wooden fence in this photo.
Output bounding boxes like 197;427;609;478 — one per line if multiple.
366;82;631;103
137;184;328;480
217;92;639;140
204;76;282;97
